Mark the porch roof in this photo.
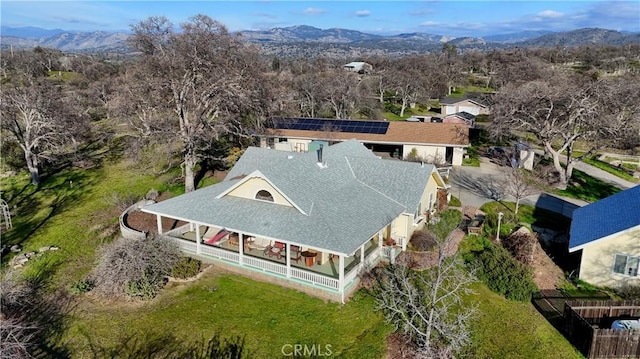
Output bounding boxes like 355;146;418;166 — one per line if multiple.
143;140;435;255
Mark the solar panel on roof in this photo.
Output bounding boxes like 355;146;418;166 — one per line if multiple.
271;118;390;135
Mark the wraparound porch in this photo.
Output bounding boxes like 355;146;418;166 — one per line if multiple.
160;223;387;302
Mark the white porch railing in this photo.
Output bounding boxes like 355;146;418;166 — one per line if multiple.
243;255;287;276
344;266;360;286
290;267;340;290
365;247;381;266
382;246;401;263
169;237;197;253
165;233;368;292
201;245;239;263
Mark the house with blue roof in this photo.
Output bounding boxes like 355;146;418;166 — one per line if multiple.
569;185;640;288
142;140;448;302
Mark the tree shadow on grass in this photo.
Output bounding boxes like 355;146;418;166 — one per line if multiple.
2;263;76;358
557;169;621;202
83;331;249;359
2;167;97;249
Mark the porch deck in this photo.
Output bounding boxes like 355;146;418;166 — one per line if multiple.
176;226;378;278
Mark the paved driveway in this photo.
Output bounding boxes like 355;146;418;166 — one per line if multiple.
449;158;588;217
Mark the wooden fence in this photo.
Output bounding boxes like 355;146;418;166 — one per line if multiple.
563;300;640;359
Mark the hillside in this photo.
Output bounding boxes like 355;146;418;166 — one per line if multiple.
1;25;637;56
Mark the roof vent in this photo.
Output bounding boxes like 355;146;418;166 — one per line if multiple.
287;155;294;160
316;144;323;163
316;145;327;168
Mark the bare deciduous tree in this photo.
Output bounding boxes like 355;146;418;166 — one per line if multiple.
0;79;81;185
492;73;639;188
504;167;538;214
372;214;476;355
125;15;267;192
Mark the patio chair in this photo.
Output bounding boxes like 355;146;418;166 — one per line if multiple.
268;241;285;258
289;245;302;263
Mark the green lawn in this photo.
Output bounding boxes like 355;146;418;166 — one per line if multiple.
462;157;480;167
557;169;621;202
582;157;639;183
65;274;390;357
464;284;582;359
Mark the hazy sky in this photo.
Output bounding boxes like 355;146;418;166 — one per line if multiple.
2;1;639;37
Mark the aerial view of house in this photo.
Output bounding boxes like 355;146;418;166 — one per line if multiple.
141;140;448;302
569;185;640;288
262;117;470;165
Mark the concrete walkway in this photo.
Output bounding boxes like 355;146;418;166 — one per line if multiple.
570;161;637;190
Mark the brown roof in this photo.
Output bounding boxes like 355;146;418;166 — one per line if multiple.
265;122;469;146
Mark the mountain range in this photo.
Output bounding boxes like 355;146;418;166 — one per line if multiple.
1;25;638;56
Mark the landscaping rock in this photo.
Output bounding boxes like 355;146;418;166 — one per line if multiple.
10;245;21;253
50;246;60;251
24;251;36;258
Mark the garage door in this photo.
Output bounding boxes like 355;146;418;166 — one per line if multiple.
459;106;480;115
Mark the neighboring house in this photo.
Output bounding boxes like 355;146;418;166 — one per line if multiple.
440;95;490;116
262;118;469;166
569;185;640;288
343;61;372;74
443;111;476;128
141;140;449;302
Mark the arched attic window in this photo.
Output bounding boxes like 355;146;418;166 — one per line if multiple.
255;190;274;202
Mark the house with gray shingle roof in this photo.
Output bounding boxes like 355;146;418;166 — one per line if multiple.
440;94;490;116
142;140;448;302
569;185;640;288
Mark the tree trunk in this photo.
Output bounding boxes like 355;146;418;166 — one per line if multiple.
400;98;407;117
379;89;384;103
515;198;520;215
546;142;568;189
184;153;197;193
24;150;40;186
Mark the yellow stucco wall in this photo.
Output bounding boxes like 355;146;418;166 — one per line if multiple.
403;145;447;164
226;177;293;207
579;227;640;288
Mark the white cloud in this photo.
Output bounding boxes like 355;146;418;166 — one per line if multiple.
420;21;440;26
537;10;564;19
303;7;327;16
252;12;277;20
355;10;371;17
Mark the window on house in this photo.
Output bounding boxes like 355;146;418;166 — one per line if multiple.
255;190;274;202
613;254;639;277
414;202;422;223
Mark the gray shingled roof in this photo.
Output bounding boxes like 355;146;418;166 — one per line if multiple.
143;140;437;255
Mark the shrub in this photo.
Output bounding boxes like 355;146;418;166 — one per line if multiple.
449;195;462;207
70;278;95;295
616;284;640;300
171;257;202;279
409;230;437;251
93;237;180;298
124;270;164;300
503;229;536;265
474;244;538;301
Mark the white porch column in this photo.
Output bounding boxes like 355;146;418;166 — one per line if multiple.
189;222;194;231
403;215;409;251
239;233;244;265
156;215;163;235
195;224;201;254
378;231;383;248
286;242;291;277
360;245;365;268
339;254;345;303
